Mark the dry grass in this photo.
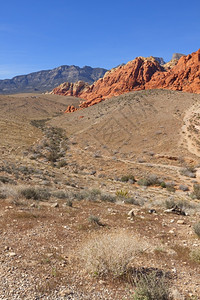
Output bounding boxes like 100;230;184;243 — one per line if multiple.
80;230;147;277
133;271;171;300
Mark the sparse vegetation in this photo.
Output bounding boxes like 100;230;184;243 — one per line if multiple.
193;222;200;238
80;231;144;277
192;184;200;199
190;248;200;263
116;189;129;197
133;272;170;300
121;175;136;183
20;187;51;200
88;215;101;225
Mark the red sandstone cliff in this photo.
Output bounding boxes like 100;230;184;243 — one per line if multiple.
51;49;200;112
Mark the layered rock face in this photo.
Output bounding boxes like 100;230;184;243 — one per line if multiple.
146;49;200;93
50;81;90;97
52;49;200;112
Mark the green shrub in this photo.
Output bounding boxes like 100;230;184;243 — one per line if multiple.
133;272;170;300
160;182;166;188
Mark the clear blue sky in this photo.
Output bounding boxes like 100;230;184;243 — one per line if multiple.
0;0;200;79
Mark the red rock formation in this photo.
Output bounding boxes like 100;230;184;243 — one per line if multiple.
78;57;163;108
146;49;200;93
52;49;200;112
51;81;90;97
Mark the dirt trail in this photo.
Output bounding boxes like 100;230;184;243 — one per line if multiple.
180;102;200;157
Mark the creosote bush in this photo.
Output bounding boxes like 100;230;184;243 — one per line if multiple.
20;187;51;200
133;271;171;300
80;231;145;277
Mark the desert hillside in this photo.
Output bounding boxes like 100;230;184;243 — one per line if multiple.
0;90;200;299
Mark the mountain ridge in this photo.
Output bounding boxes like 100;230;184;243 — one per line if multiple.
0;65;107;94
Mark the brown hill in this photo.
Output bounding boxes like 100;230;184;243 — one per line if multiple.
51;49;200;112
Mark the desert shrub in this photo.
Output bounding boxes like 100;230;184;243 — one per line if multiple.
80;231;144;277
71;191;87;201
0;190;7;199
137;175;161;187
0;185;19;200
124;197;142;206
190;249;200;263
192;184;200;199
137;178;150;186
179;184;189;192
52;190;69;199
87;189;101;202
193;222;200;238
160;181;166;188
46;151;59;163
166;183;175;193
66;199;73;207
20;187;51;200
88;215;101;225
100;193;116;203
165;198;176;209
133;272;170;300
0;176;14;184
57;160;67;168
121;175;136;183
116;189;129;197
180;167;196;178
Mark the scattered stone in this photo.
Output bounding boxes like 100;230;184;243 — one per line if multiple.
128;209;135;220
148;209;156;214
52;203;59;208
164;205;186;216
8;252;17;257
177;220;186;225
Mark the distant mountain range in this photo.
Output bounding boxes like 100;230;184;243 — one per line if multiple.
0;65;107;94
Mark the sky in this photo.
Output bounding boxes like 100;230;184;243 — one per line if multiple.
0;0;200;79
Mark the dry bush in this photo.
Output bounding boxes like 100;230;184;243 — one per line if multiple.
193;222;200;238
80;230;146;277
133;271;171;300
190;248;200;263
0;185;19;200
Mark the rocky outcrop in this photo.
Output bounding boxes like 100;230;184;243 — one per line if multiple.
146;49;200;93
51;81;90;97
52;49;200;112
172;53;185;60
78;57;163;108
0;65;107;94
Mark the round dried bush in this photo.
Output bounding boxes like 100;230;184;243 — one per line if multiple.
80;230;146;277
